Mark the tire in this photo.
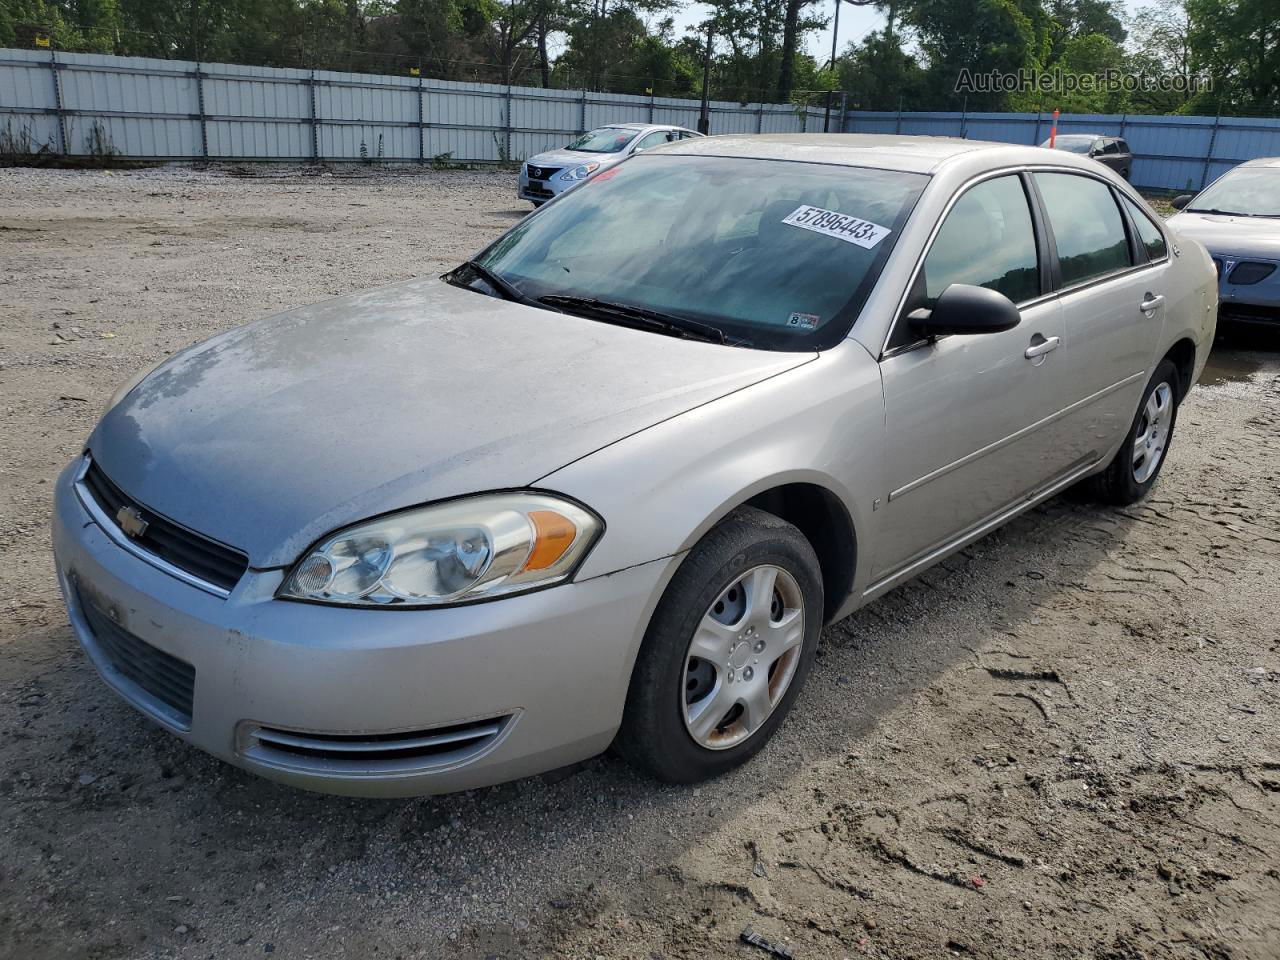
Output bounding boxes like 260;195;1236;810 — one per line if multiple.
1088;359;1181;505
615;506;823;784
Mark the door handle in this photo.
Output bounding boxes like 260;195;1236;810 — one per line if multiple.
1140;293;1165;312
1024;335;1060;360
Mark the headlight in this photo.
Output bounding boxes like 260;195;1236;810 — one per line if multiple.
278;493;602;607
559;161;601;182
101;355;169;417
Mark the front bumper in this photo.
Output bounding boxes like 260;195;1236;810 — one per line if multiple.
52;458;676;797
517;164;576;204
1213;254;1280;323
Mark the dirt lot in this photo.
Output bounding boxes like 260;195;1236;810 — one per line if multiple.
1;166;1278;960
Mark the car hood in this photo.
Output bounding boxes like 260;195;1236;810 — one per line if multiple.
1168;212;1280;258
90;278;812;569
527;148;626;169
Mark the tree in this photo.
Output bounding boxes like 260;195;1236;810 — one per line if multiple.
1185;0;1278;114
837;28;925;110
775;0;824;100
1045;0;1124;61
901;0;1053;109
1125;0;1196;113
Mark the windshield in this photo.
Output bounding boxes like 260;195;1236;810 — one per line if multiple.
1045;136;1095;154
1188;167;1280;217
470;155;926;351
565;127;638;154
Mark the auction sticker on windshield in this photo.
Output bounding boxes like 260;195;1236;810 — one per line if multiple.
782;205;891;249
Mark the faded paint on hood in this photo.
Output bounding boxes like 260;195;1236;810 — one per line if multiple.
526;148;629;171
1169;211;1280;259
90;278;813;568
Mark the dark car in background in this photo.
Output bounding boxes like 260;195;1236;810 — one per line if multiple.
1169;157;1280;327
1041;134;1133;180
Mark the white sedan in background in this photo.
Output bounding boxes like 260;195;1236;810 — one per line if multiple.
518;123;703;206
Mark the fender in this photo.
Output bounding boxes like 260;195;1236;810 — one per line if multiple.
539;341;884;600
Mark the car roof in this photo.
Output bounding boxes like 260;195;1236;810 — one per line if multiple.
605;122;689;131
1240;156;1280;169
657;133;1107;175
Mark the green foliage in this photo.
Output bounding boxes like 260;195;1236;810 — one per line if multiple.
0;0;1272;116
837;28;927;110
1185;0;1278;114
906;0;1053;109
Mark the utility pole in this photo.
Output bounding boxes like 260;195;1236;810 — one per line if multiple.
823;0;875;133
823;0;841;132
698;24;713;135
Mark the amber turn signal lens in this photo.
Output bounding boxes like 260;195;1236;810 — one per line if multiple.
524;510;579;571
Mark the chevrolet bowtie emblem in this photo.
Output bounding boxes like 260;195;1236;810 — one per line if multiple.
116;505;149;539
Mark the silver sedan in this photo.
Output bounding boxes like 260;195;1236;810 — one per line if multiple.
54;134;1217;796
1169;157;1280;326
517;123;702;206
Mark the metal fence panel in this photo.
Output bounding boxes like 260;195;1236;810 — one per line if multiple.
4;49;1279;186
0;49;823;162
845;109;1280;190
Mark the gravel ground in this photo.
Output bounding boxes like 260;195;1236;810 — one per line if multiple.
1;166;1277;960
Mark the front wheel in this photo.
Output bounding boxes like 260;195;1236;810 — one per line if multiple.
615;507;823;784
1089;359;1181;504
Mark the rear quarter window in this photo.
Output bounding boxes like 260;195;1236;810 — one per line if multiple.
1121;196;1168;261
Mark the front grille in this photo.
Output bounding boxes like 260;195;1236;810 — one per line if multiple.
82;458;249;593
525;164;560;181
1227;260;1277;285
241;716;512;775
79;592;195;726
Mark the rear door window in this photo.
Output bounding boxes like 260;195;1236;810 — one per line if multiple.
921;174;1040;305
1121;195;1168;261
633;131;673;151
1034;172;1133;287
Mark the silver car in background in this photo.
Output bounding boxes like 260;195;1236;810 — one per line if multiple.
54;135;1217;797
1169;157;1280;327
517;123;702;206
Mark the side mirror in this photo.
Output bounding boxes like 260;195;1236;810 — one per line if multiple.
1171;194;1193;210
907;284;1021;338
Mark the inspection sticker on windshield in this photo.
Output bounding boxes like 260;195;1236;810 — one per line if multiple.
782;205;891;249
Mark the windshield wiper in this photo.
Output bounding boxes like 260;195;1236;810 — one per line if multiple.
445;260;543;308
1186;207;1251;217
537;295;743;346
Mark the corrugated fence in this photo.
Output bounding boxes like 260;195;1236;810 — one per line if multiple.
847;109;1280;192
0;48;824;166
2;48;1277;192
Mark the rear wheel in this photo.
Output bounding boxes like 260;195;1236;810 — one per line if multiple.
1089;359;1181;504
615;507;823;783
